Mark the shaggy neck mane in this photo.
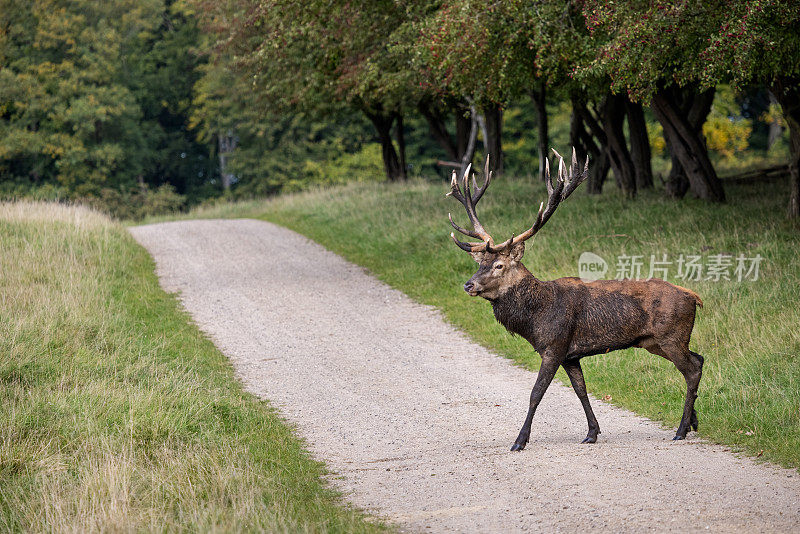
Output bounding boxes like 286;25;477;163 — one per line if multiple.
490;273;543;340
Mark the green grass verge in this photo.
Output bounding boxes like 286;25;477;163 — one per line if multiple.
0;202;387;533
178;177;800;470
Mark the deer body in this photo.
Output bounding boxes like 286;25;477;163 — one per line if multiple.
448;150;704;451
488;273;701;360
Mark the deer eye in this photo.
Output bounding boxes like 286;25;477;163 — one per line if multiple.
494;263;503;270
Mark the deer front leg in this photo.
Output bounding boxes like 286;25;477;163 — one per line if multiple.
511;353;561;451
563;360;601;443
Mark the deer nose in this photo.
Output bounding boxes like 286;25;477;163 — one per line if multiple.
463;281;475;293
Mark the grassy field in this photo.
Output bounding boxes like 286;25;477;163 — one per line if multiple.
0;202;386;532
179;176;800;470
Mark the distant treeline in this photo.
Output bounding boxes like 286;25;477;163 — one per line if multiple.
1;1;799;218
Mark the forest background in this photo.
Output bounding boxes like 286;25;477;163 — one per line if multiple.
1;0;798;220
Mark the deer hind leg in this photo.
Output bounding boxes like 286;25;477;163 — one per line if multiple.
688;351;704;431
672;349;702;440
563;360;601;443
641;340;703;440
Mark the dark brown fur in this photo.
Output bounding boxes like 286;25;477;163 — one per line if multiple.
465;246;704;451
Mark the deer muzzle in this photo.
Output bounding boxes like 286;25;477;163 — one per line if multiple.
463;280;480;296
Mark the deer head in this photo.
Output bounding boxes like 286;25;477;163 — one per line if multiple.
447;149;588;300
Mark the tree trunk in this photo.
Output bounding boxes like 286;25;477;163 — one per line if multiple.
531;83;549;182
600;94;637;197
418;101;458;161
475;107;489;156
651;86;725;202
218;131;238;191
459;106;479;180
570;98;609;194
365;109;406;181
395;113;406;176
625;100;653;189
767;93;784;150
482;104;503;175
657;88;712;198
455;103;473;162
663;136;690;198
787;119;800;219
770;78;800;219
790;127;800;219
575;94;635;196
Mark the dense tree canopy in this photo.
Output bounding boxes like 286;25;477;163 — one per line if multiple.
0;0;160;193
584;0;800;212
0;0;215;213
1;0;798;218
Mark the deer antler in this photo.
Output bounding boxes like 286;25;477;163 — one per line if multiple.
447;155;495;252
447;149;588;254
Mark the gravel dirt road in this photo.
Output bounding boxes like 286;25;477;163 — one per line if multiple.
131;219;800;533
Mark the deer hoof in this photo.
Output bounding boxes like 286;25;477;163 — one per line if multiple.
581;436;597;444
510;441;527;452
672;434;686;441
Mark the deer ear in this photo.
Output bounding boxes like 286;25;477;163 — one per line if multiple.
509;241;525;262
469;251;485;263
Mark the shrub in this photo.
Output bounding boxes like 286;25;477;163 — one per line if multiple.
84;184;186;220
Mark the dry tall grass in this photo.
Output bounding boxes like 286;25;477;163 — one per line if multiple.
0;201;384;533
0;200;111;228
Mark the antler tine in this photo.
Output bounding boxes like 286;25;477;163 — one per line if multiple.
545;158;554;196
561;149;590;199
450;232;489;252
471;154;492;204
445;169;458;197
535;149;566;229
448;212;481;239
472;157;482;195
447;150;585;255
570;146;579;179
462;162;473;199
445;162;494;251
498;147;585;250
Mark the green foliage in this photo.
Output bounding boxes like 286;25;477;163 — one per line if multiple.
584;0;800;99
703;87;754;161
697;0;800;89
126;0;215;201
86;183;187;220
583;0;706;100
191;58;386;197
0;0;213;206
418;1;532;104
704;115;752;160
2;0;799;212
0;0;161;192
226;115;386;198
419;0;601;104
303;144;385;188
199;0;423;115
647;121;667;157
501;98;572;176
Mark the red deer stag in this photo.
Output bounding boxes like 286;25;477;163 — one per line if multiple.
447;150;704;451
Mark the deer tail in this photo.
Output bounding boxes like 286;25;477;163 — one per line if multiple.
677;285;703;308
